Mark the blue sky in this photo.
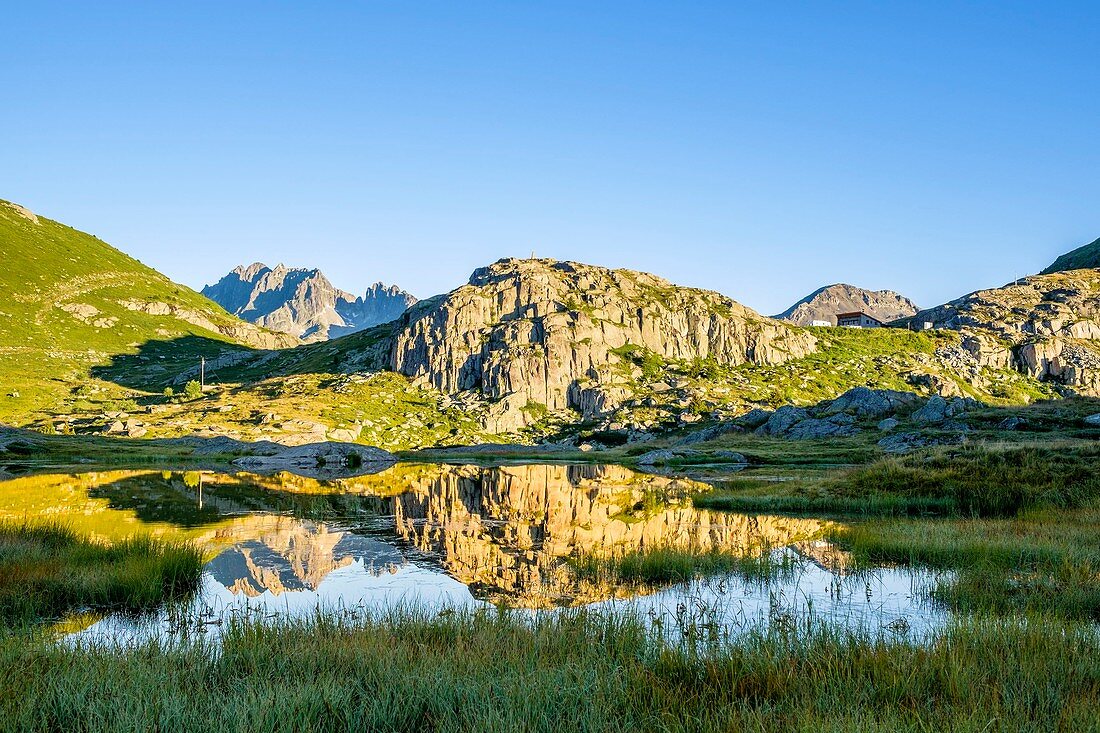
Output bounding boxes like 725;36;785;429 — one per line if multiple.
3;2;1098;313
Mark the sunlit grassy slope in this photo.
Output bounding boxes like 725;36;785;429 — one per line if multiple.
0;200;290;424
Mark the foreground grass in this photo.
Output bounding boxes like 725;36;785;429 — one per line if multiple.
0;523;204;626
1;609;1097;731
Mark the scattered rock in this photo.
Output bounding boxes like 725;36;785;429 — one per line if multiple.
676;422;743;445
877;417;900;432
996;416;1027;431
1083;413;1100;426
877;431;965;454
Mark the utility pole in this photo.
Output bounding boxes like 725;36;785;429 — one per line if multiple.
200;357;205;390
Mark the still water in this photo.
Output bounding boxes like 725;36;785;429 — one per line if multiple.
0;463;948;642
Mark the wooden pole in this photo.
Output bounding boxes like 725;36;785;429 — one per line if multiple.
200;357;205;390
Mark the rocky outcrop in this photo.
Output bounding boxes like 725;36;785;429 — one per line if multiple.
388;258;818;431
902;269;1100;396
203;263;416;342
119;298;296;350
773;283;918;326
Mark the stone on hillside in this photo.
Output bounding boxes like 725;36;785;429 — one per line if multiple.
912;396;950;423
328;427;362;443
636;449;678;466
877;417;900;432
105;420;125;435
1083;413;1100;426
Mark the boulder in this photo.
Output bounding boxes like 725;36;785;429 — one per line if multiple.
877;417;900;432
877;431;966;454
756;406;810;437
676;422;743;445
735;408;772;429
821;387;919;419
996;416;1027;431
1084;413;1100;426
784;418;859;440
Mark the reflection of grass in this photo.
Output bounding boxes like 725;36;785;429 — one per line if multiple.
0;522;203;626
570;544;796;586
2;609;1098;730
834;508;1100;620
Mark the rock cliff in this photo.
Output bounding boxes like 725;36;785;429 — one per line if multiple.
203;263;416;341
388;258;818;430
774;283;918;326
901;269;1100;395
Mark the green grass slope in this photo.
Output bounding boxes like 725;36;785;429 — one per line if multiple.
1041;236;1100;274
0;200;291;424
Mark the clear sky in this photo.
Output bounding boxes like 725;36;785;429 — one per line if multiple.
3;2;1098;314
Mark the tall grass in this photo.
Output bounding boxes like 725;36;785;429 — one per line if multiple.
0;608;1096;731
570;543;795;586
833;508;1100;619
0;522;204;626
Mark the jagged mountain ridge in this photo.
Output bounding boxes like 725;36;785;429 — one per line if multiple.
773;283;919;326
203;263;416;342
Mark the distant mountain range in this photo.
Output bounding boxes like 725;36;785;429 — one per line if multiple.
773;284;919;326
202;263;416;341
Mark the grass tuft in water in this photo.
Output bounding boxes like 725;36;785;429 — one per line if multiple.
0;522;204;627
570;543;795;586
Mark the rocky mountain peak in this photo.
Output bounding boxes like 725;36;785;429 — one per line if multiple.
203;264;416;342
774;283;918;326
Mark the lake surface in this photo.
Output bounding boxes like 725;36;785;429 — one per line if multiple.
0;463;948;643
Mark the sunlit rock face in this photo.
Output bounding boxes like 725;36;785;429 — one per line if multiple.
389;259;818;430
903;269;1100;396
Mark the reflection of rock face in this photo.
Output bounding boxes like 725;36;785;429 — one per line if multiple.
381;464;828;606
0;465;830;608
205;518;407;597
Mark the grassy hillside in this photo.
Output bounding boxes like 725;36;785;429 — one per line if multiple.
1041;236;1100;274
0;200;290;424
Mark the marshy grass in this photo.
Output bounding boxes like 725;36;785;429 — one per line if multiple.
694;444;1100;518
0;608;1097;731
833;508;1100;620
0;522;204;627
571;543;798;586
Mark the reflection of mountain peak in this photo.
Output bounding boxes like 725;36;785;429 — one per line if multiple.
206;523;406;597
